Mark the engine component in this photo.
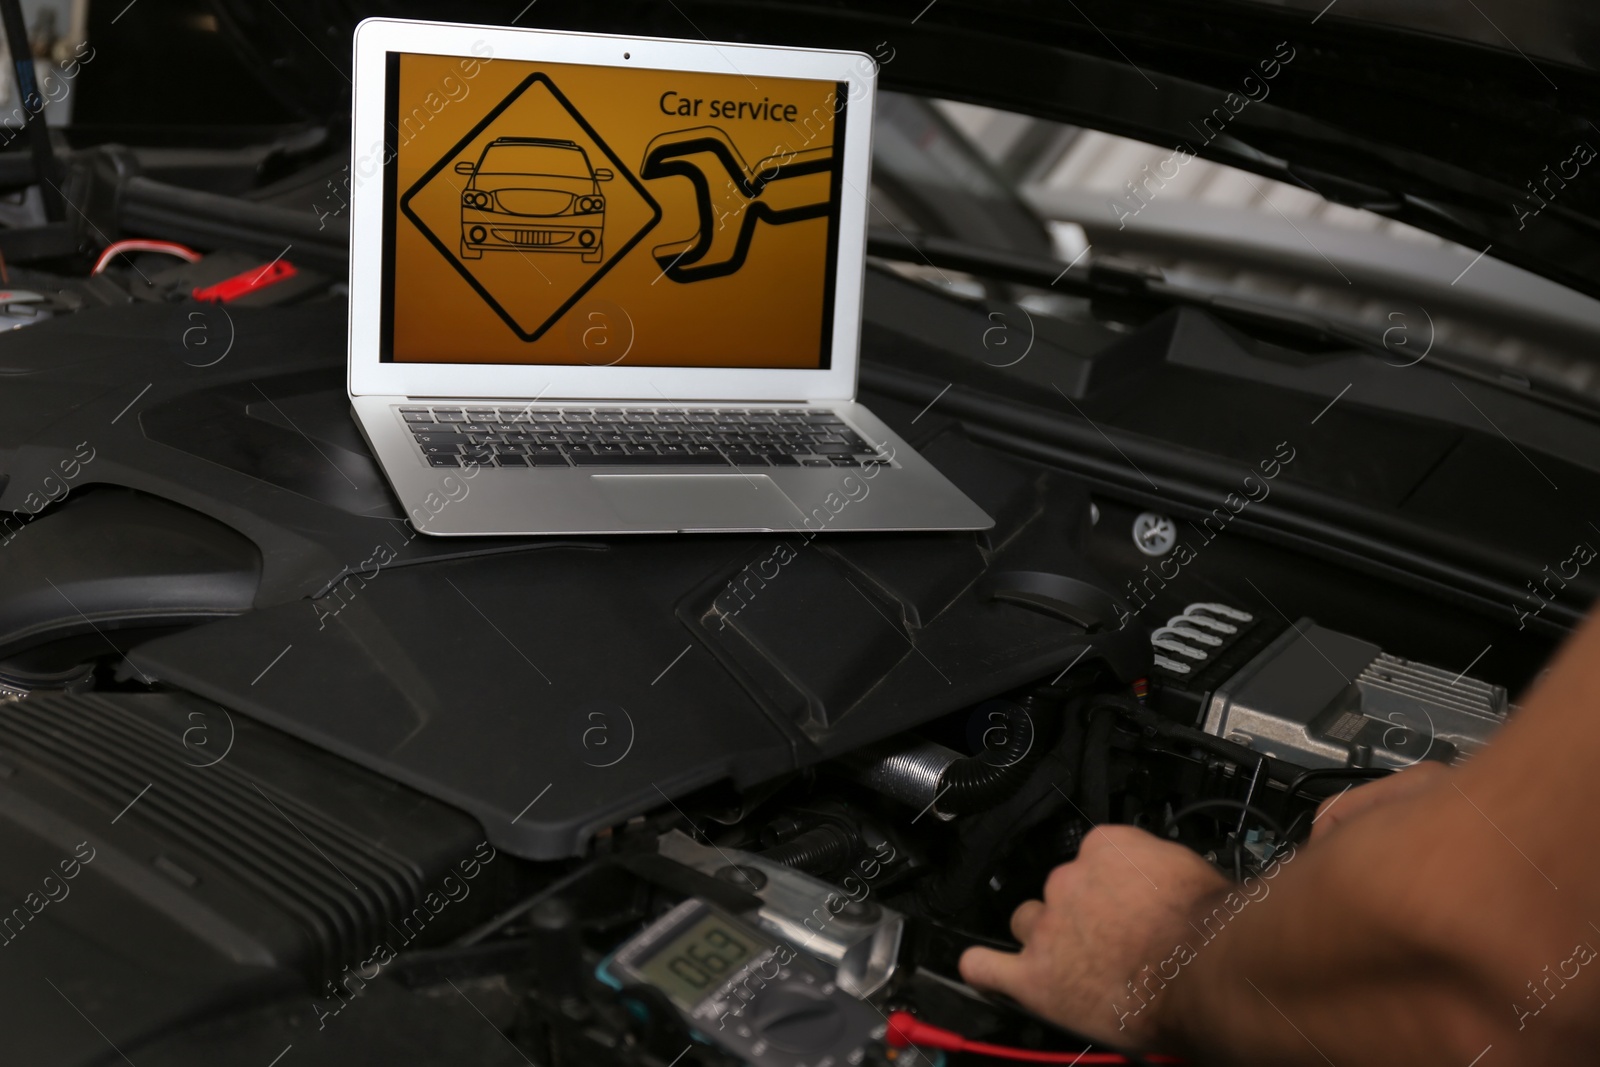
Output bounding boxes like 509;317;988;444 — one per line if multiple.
1202;619;1509;769
0;288;59;329
841;736;962;820
599;896;887;1067
0;690;500;993
836;696;1042;817
0;486;262;661
1151;602;1255;675
759;823;859;876
1131;511;1176;556
660;831;904;999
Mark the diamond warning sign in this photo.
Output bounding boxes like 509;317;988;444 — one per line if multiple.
400;73;662;343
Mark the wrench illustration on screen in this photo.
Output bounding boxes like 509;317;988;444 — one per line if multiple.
640;126;834;283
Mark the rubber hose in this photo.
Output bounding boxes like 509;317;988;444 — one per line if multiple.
936;697;1044;815
916;699;1085;917
759;825;855;876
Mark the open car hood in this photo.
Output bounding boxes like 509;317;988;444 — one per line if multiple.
217;0;1600;301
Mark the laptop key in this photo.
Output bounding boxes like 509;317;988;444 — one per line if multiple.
402;411;435;422
420;443;461;455
528;454;572;466
427;455;461;467
496;455;529;466
763;454;800;466
800;458;833;467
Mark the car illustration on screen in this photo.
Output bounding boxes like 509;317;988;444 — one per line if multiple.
455;137;613;263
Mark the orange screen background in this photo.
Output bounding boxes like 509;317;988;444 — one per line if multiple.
386;52;844;367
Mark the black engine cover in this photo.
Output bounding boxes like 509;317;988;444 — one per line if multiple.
0;298;1139;860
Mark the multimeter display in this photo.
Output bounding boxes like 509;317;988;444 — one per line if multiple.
601;896;889;1067
633;912;763;1010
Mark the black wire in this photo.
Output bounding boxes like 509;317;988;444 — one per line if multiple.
1278;767;1395;842
1283;766;1393;802
1164;798;1286;839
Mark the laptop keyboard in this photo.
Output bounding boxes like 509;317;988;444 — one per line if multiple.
400;405;888;469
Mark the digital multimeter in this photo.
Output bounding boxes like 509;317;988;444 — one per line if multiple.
599;897;888;1067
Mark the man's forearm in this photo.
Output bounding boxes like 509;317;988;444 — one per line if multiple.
1150;794;1505;1064
1151;613;1600;1063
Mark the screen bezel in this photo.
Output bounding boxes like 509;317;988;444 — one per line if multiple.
349;18;875;402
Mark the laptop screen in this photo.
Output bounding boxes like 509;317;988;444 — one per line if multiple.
379;51;849;370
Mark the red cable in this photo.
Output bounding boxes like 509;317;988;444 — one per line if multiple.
886;1010;1185;1065
91;239;202;275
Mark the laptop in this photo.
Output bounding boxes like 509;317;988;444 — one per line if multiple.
348;18;993;536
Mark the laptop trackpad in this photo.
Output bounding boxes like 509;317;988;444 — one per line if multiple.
590;473;807;531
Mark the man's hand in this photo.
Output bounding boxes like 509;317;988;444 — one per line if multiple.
958;825;1228;1051
958;764;1458;1054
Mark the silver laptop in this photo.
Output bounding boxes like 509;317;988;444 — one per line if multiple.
347;18;992;536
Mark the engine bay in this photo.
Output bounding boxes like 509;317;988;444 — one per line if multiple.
0;238;1573;1063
